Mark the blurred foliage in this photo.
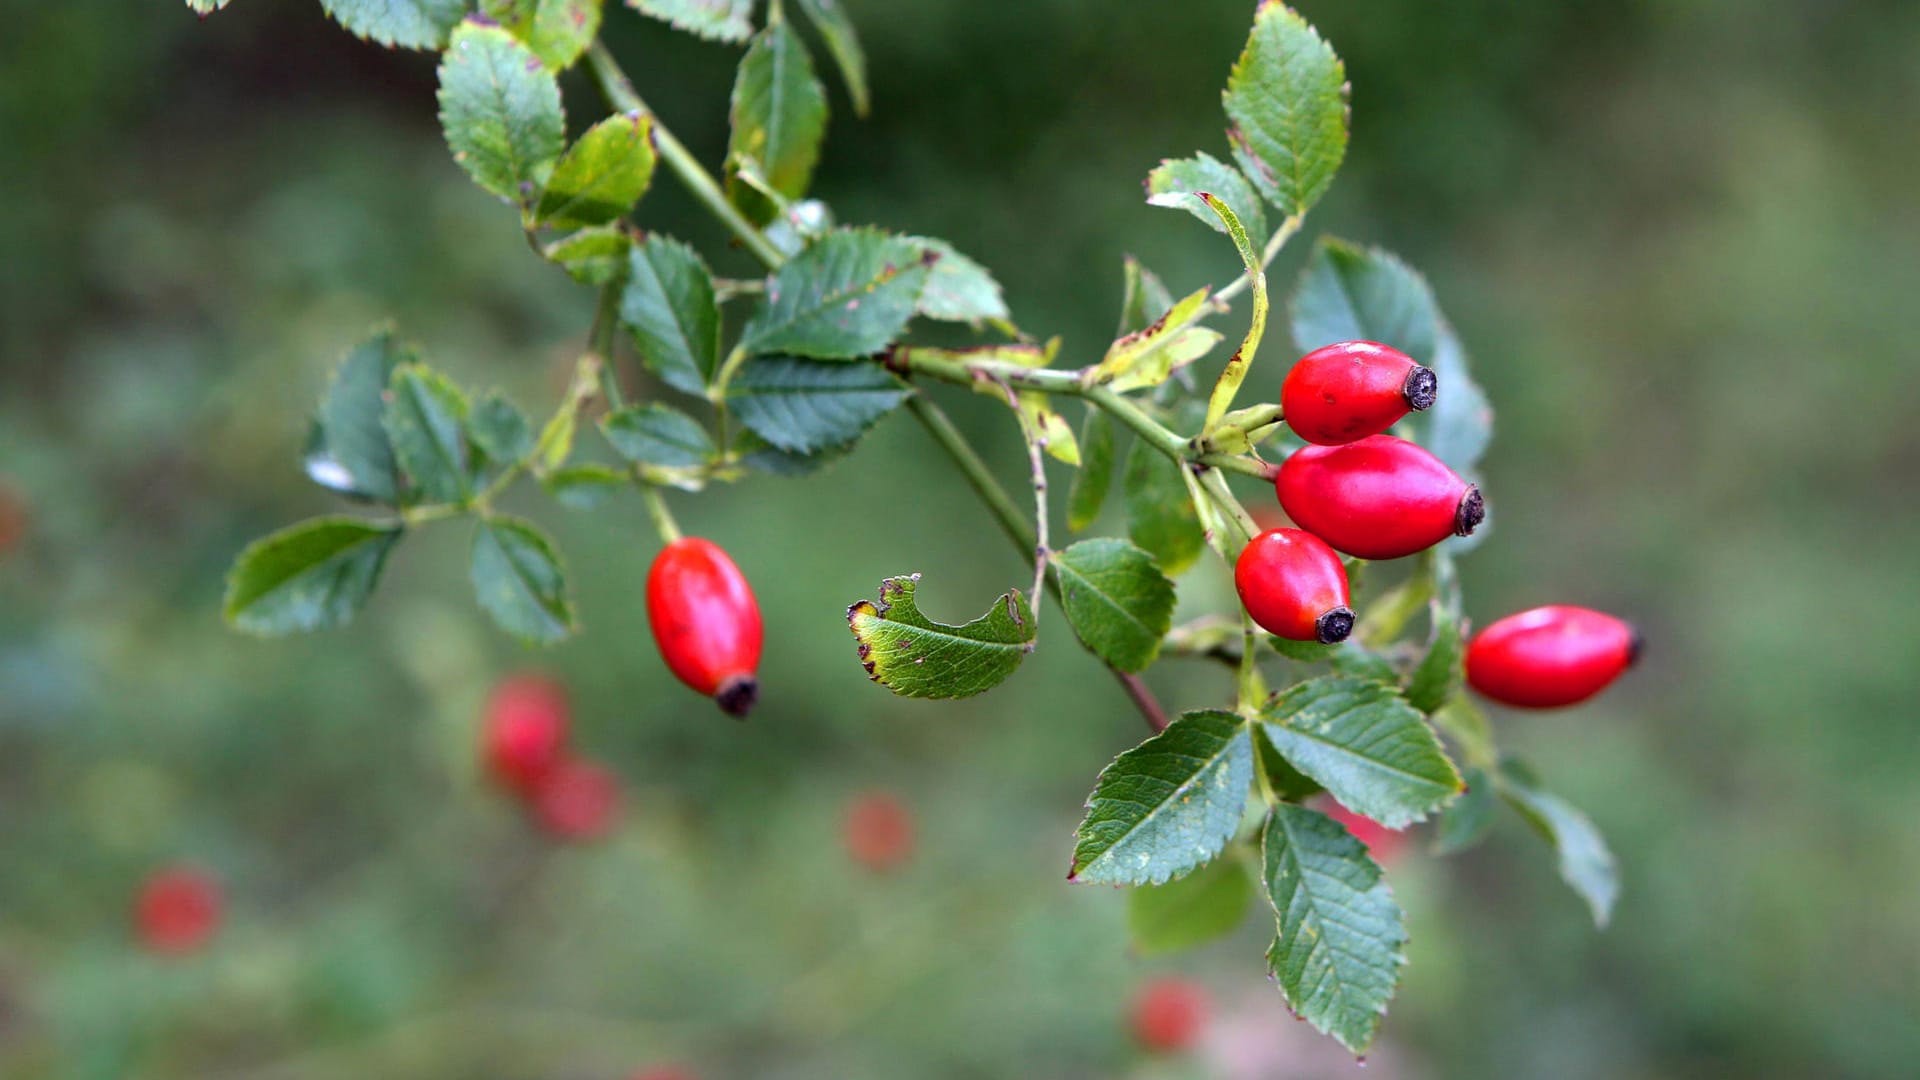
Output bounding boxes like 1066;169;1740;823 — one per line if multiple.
3;0;1919;1077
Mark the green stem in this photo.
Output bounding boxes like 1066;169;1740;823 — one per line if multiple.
585;42;785;270
639;484;683;545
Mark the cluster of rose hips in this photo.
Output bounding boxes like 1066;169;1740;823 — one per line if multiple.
483;674;622;840
1236;340;1640;709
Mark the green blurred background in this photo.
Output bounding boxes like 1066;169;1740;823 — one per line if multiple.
3;1;1917;1076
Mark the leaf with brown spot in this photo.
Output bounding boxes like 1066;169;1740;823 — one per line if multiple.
846;574;1035;699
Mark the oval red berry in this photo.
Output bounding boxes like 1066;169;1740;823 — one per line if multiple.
1465;605;1639;708
646;537;763;716
1282;340;1435;445
482;673;571;794
1276;434;1483;560
1234;528;1353;643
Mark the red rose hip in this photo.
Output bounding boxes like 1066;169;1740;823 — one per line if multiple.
1234;528;1354;643
1465;605;1640;708
1130;977;1209;1053
530;757;622;840
481;673;570;794
646;537;763;717
1276;434;1484;560
1282;340;1436;445
134;865;223;955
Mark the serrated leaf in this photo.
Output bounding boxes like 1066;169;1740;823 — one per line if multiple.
534;111;656;229
1145;151;1269;250
1094;285;1214;390
1433;765;1496;855
311;329;413;504
224;518;401;635
1119;255;1175;336
600;403;715;468
467;391;534;468
1498;759;1618;927
480;0;602;69
471;515;574;645
1259;676;1462;828
726;18;827;226
1221;2;1348;217
1328;644;1398;684
322;0;467;49
627;0;752;42
909;237;1009;324
734;430;852;476
437;21;566;206
1065;407;1115;531
545;224;632;286
1261;803;1406;1053
542;463;628;509
1289;237;1492;474
619;234;721;395
532;353;601;476
384;365;472;505
1070;710;1252;885
1122;438;1204;577
1049;539;1176;673
1254;724;1322;801
1128;854;1256;956
740;229;933;359
1406;592;1464;714
764;198;836;258
847;575;1034;699
726;356;910;453
793;0;868;115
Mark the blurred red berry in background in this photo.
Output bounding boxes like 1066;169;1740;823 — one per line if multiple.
1319;797;1407;865
843;790;915;872
0;481;27;555
1131;976;1209;1053
530;758;621;842
134;866;223;955
481;674;572;794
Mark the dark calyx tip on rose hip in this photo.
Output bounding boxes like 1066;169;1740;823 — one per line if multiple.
714;674;759;719
1402;365;1438;411
1316;606;1356;645
1454;486;1486;536
1627;624;1646;666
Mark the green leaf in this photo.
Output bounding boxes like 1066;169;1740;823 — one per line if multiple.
1289;237;1492;474
1254;725;1322;801
542;463;628;509
740;229;933;359
321;0;467;49
1145;151;1269;250
480;0;603;69
1431;693;1496;771
1406;593;1464;715
186;0;234;14
909;237;1009;324
793;0;868;115
1152;190;1267;431
224;518;402;635
626;0;752;43
1259;676;1462;828
1118;255;1175;336
1017;391;1079;466
1069;710;1252;885
470;515;575;645
726;18;828;226
436;21;566;206
310;329;413;504
533;111;656;230
619;235;722;396
384;364;472;505
1221;1;1349;217
726;356;910;453
1048;539;1176;673
735;430;852;476
1128;854;1256;956
1328;643;1398;684
467;391;534;468
1122;437;1204;577
1433;765;1496;855
847;575;1034;699
1260;803;1406;1053
544;224;631;286
600;403;715;468
1093;286;1218;392
1498;758;1619;927
1065;407;1115;531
